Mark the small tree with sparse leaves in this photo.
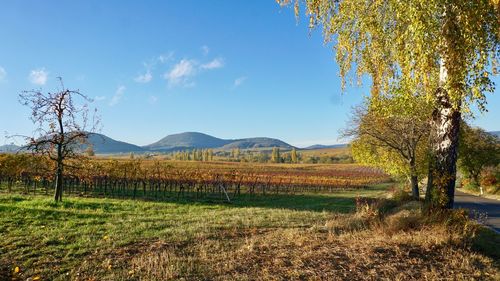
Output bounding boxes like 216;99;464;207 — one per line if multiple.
19;78;99;202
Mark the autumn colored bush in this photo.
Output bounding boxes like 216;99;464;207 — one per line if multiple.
480;166;499;188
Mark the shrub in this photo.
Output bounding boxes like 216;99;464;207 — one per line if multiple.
383;209;422;234
480;166;498;187
391;187;413;203
460;177;480;192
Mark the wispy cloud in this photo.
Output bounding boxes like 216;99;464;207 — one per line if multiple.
0;66;6;82
109;85;126;106
134;52;174;84
164;59;197;86
29;68;49;85
148;95;158;104
233;76;247;88
161;53;224;87
134;70;153;83
94;96;106;101
158;52;174;64
200;58;224;70
201;45;209;56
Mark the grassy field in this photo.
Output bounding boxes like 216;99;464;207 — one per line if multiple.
0;185;387;280
1;183;499;280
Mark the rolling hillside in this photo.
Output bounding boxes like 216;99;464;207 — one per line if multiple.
221;137;294;150
0;132;296;154
304;144;347;150
85;133;146;154
0;144;22;153
489;131;500;138
144;132;295;152
4;129;497;155
144;132;231;151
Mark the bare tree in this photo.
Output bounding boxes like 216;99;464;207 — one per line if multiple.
343;98;431;199
19;77;99;201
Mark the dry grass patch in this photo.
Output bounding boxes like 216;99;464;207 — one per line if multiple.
73;206;500;281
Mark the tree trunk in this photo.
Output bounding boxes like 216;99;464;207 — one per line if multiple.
471;172;480;186
54;143;64;202
410;175;419;200
409;159;419;199
425;4;462;210
54;164;63;202
425;90;461;209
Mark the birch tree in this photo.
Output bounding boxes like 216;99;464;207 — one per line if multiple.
279;0;500;209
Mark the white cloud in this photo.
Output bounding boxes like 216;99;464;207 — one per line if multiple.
233;76;247;87
201;45;209;56
134;70;153;83
109;86;126;106
134;52;174;84
200;58;224;70
158;52;174;64
164;59;197;86
148;95;158;104
29;68;49;85
0;66;6;82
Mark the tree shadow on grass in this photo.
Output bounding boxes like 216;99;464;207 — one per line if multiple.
228;193;357;213
122;191;368;214
0;185;390;214
471;227;500;266
0;204;110;220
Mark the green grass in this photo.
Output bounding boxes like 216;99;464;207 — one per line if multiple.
0;184;391;280
472;227;500;260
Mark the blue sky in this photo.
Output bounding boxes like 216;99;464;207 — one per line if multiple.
0;1;498;147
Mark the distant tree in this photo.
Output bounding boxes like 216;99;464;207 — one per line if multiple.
19;78;99;201
208;149;214;161
458;124;500;186
344;93;431;199
85;146;95;157
271;147;281;163
291;148;298;163
259;152;270;163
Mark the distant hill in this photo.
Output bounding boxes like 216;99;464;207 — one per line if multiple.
489;131;500;138
0;144;22;153
303;144;347;150
221;137;294;150
85;133;145;154
0;134;144;155
144;132;295;152
144;132;231;151
2;132;297;155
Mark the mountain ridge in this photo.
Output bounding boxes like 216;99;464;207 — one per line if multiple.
144;132;294;152
1;132;295;154
3;130;496;154
304;144;347;150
